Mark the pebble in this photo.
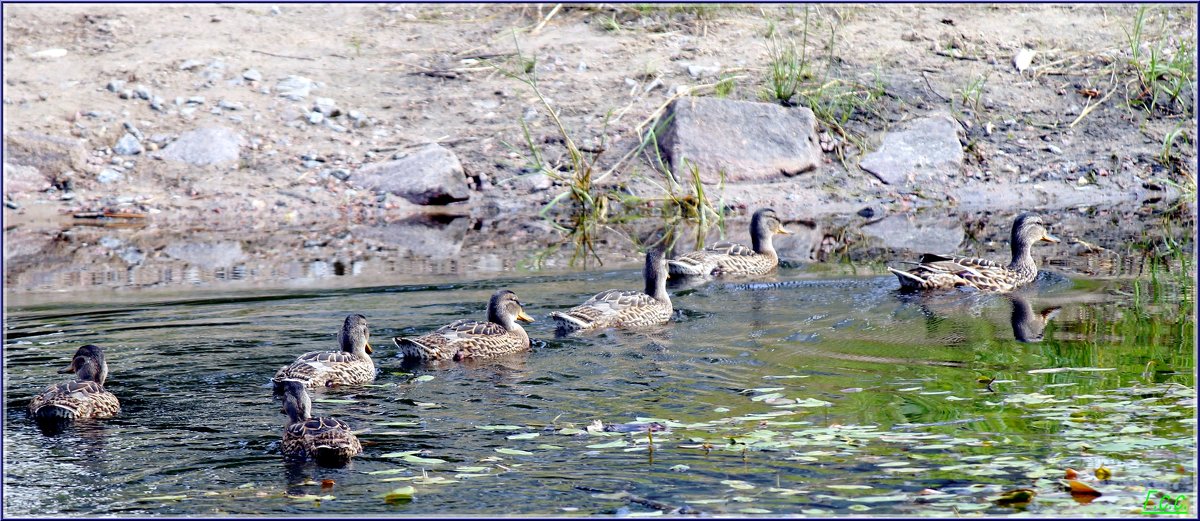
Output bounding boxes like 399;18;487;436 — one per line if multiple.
106;80;126;92
1047;144;1063;154
242;69;263;82
577;61;588;72
186;96;206;105
313;97;340;117
522;107;538;122
180;107;197;117
686;63;721;79
302;160;321;169
218;100;244;110
644;78;664;93
114;133;143;155
150;96;165;111
119;89;134;100
270;5;281;15
179;59;205;71
307;112;324;125
123;122;144;140
97;169;124;184
276;75;317;101
133;85;151;100
325;168;351;181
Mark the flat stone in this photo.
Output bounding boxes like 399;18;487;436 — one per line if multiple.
179;59;205;71
113;133;143;155
655;97;821;184
2;162;51;195
242;68;263;82
313;97;340;117
276;75;317;101
352;143;470;205
97;168;124;184
159;126;242;166
162;240;245;268
860;113;963;186
861;214;965;253
3;131;88;174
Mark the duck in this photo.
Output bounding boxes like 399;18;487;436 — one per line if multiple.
27;344;120;422
279;380;362;466
668;208;792;277
273;314;375;389
550;247;672;333
393;289;534;361
888;213;1060;292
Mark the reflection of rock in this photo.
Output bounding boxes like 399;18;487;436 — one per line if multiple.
358;215;470;258
774;220;823;263
162;241;245;268
1010;294;1059;343
861;214;964;253
3;162;51;196
860;113;962;186
352;144;471;205
655;97;821;184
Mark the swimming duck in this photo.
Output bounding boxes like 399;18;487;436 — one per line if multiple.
1009;294;1060;343
669;208;792;277
273;314;375;389
550;247;672;333
27;344;120;422
394;289;534;361
279;380;362;466
888;213;1060;292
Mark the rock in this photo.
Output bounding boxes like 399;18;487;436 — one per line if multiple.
861;214;964;253
655;97;822;183
119;89;134;100
514;172;553;193
105;80;126;92
149;96;165;111
218;99;244;111
270;5;281;15
357;215;471;258
306;111;324;125
159;126;242;166
242;68;263;82
97;168;123;184
30;48;68;59
860;113;963;186
313;97;340;117
113;133;143;156
686;63;721;79
348;110;369;127
179;59;205;71
4;131;88;174
133;85;151;100
276;75;317;100
352;143;471;205
123;122;144;141
162;240;245;268
186;96;206;105
3;162;51;195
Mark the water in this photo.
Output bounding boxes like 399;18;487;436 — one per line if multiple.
3;262;1195;516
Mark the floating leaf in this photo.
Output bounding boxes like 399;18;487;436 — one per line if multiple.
794;398;833;408
1061;479;1102;497
377;421;420;427
454;466;488;473
1094;465;1112;481
1064;468;1079;479
380;486;415;503
586;440;627;449
849;494;910;503
720;480;755;490
476;425;524;431
313;398;357;404
669;464;690;472
828;485;873;490
536;444;563;450
413;375;435;383
495;448;534;456
739;508;772;514
380;450;420;459
368;469;407;475
506;432;540;440
401;454;446;465
991;488;1036;507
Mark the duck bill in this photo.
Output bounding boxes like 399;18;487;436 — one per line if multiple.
365;342;373;354
516;311;535;323
776;226;793;235
1041;233;1061;244
56;360;76;374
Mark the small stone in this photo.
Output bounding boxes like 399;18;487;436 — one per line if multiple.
97;168;124;184
303;160;321;168
113;133;143;156
1047;144;1063;154
1077;176;1089;185
179;59;205;71
105;80;126;92
313;97;340;117
123;122;144;141
857;206;876;218
187;96;206;105
270;5;281;15
644;78;664;93
686;63;721;79
133;85;151;100
577;61;588;72
326;168;351;181
242;69;263;82
180;107;197;117
149;96;165;111
218;100;244;111
30;48;68;59
307;112;324;125
276;75;317;101
119;89;134;100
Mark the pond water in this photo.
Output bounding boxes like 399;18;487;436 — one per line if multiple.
3;251;1195;516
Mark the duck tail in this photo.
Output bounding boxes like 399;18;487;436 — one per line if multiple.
888;266;926;289
548;311;590;333
667;258;708;277
393;337;438;360
313;446;355;467
32;404;77;421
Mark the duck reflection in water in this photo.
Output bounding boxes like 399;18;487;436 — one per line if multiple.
1009;293;1060;343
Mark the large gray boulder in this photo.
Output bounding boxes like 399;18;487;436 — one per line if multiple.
160;126;242;166
861;213;964;253
860;114;963;186
352;143;470;205
655;97;822;184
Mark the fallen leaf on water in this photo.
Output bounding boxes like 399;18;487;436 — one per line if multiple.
380;486;415;503
1061;479;1102;498
401;454;446;465
720;480;755;490
506;432;539;440
1094;465;1112;481
413;375;435;383
475;425;523;431
136;495;188;502
321;479;335;490
1065;468;1079;479
990;488;1037;507
495;448;533;456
